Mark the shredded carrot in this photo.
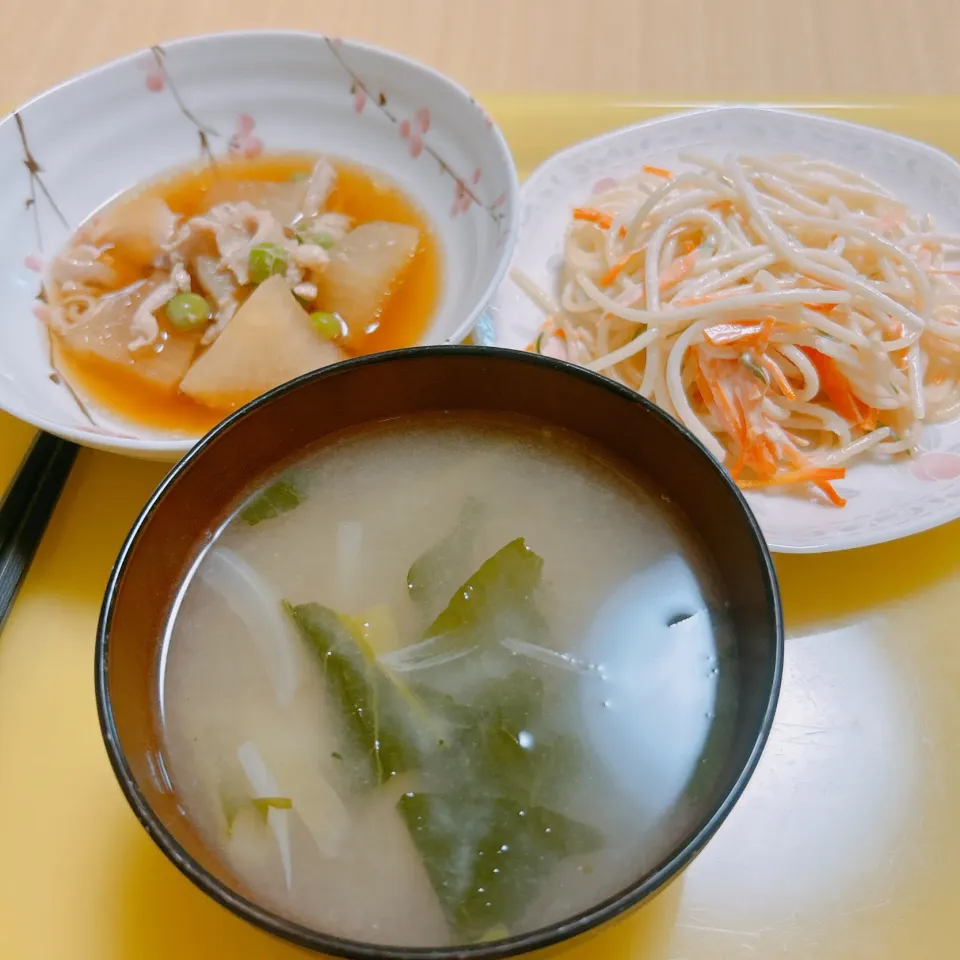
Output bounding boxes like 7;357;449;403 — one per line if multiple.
696;360;743;446
703;323;760;346
756;317;775;352
747;437;779;478
659;251;697;290
618;225;628;239
573;207;614;230
759;355;797;400
695;368;715;405
714;384;746;445
802;347;878;429
554;328;567;341
815;480;847;507
643;165;673;179
766;446;847;506
600;252;639;286
819;358;865;422
803;302;837;313
739;466;845;489
681;238;698;255
702;320;766;347
728;448;746;481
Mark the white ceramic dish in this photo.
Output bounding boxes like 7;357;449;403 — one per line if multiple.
0;31;519;460
486;106;960;553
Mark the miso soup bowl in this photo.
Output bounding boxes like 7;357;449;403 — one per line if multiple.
0;32;519;460
97;346;783;959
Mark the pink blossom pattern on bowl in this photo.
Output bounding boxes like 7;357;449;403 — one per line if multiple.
352;84;367;113
143;46;219;161
911;453;960;482
399;108;430;159
228;114;264;159
323;38;509;236
451;180;473;217
139;53;166;93
592;177;619;195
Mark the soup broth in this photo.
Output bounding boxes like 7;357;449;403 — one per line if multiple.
45;155;440;435
161;414;737;946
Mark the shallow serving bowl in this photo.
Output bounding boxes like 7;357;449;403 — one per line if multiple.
0;31;519;460
96;346;783;959
487;105;960;553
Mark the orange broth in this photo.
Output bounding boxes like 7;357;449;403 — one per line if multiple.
54;154;441;435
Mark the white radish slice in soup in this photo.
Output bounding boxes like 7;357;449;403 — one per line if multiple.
198;547;303;706
237;741;294;890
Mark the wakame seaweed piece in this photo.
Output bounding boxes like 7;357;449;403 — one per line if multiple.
240;477;302;526
386;539;549;674
285;602;429;786
407;498;486;614
397;791;602;940
427;537;544;639
454;672;582;805
406;682;477;732
471;724;583;807
412;671;545;740
410;537;547;665
471;670;545;732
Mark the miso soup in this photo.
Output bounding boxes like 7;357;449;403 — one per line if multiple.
160;414;737;946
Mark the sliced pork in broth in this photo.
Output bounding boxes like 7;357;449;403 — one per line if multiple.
40;154;440;433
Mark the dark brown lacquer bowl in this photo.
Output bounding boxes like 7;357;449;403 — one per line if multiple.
96;346;783;960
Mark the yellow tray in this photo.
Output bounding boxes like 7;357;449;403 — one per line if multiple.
3;97;960;960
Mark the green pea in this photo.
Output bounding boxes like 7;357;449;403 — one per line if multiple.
295;222;335;249
165;293;212;330
309;311;343;340
248;243;289;284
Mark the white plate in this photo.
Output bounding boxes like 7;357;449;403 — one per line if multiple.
0;31;519;459
485;106;960;553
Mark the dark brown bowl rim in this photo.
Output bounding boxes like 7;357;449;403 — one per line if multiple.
95;345;783;960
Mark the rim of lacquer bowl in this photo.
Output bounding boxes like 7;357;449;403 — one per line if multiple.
96;346;783;959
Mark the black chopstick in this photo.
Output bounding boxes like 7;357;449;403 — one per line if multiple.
0;432;78;634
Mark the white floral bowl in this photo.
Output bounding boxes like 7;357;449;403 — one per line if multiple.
486;106;960;553
0;31;519;460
